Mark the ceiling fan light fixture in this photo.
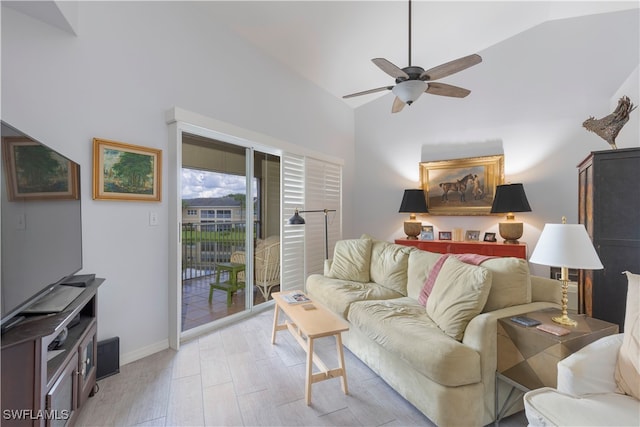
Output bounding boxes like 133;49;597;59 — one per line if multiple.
392;80;427;105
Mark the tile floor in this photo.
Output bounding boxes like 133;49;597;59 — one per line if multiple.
78;309;529;426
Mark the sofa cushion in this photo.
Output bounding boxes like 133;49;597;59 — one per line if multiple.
306;274;403;318
481;257;532;312
406;249;443;300
368;239;412;295
615;271;640;400
417;254;450;306
347;297;481;386
418;253;495;307
327;238;372;282
426;257;492;341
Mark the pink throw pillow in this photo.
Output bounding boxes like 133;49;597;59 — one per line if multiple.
418;255;450;306
418;253;496;306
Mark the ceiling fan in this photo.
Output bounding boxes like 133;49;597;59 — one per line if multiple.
343;0;482;113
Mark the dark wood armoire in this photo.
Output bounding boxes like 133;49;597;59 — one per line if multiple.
577;147;640;331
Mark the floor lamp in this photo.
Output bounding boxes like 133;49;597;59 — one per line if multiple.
288;208;337;260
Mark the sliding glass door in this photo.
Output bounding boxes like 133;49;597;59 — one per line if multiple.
180;133;280;332
166;111;343;349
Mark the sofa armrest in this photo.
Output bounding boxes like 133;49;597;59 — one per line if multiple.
323;259;333;276
557;333;624;396
531;275;562;305
463;302;560;354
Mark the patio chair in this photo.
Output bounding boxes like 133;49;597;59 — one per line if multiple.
231;235;280;300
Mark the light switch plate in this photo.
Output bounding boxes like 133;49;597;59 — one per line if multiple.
149;211;158;226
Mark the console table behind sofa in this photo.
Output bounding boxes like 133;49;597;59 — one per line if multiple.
395;239;527;259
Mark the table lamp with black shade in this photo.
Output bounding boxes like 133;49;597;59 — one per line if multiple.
530;217;603;327
490;183;531;244
399;189;428;240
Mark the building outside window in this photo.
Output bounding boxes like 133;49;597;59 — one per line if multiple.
201;209;216;219
217;210;231;219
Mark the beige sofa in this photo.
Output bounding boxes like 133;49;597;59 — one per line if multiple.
306;237;561;427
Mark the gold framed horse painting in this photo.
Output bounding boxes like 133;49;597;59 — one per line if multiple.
420;155;504;215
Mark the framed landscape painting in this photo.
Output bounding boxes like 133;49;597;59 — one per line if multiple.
93;138;162;201
2;137;79;201
420;155;504;216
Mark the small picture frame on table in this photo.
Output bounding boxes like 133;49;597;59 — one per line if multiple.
439;231;452;241
465;230;480;241
483;232;497;242
420;225;435;240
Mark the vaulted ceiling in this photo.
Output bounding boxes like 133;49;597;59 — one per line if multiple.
201;1;639;108
6;1;639;112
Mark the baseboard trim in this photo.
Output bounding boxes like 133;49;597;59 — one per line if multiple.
117;303;275;365
120;339;169;366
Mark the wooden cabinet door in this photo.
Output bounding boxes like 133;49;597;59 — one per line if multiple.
578;148;640;331
76;322;97;407
46;352;78;427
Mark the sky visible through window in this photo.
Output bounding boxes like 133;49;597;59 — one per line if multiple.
182;168;256;199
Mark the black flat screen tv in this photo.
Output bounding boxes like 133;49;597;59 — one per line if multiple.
1;122;83;329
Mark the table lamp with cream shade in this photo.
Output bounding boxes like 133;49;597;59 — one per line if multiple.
529;217;604;327
398;189;428;239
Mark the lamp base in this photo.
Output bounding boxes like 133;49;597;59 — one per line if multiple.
552;314;578;327
553;278;577;327
403;221;421;240
498;221;523;244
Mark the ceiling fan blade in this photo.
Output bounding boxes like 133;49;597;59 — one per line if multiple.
372;58;410;80
420;54;482;81
392;97;406;113
426;82;471;98
343;85;393;99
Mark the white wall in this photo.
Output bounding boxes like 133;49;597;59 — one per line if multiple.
1;2;354;362
352;9;639;278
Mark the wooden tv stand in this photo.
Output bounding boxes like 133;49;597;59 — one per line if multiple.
1;278;104;426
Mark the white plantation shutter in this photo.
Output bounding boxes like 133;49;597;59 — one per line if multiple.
281;153;305;291
304;158;341;276
281;154;342;291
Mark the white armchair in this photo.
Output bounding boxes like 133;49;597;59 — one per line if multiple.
525;271;640;426
524;333;639;426
231;236;280;300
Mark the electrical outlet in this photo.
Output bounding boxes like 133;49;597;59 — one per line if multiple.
149;211;158;226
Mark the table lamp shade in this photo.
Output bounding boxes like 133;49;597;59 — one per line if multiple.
399;189;428;214
530;223;603;270
490;183;532;214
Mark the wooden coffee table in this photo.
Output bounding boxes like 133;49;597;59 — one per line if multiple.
271;291;349;405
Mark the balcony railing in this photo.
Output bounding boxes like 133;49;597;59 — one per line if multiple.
182;221;247;281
